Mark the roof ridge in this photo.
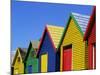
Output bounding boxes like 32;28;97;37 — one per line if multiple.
30;40;39;49
19;48;27;53
46;25;64;48
71;12;90;33
72;12;90;18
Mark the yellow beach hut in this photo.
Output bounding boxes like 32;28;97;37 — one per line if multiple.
58;13;90;71
12;48;27;75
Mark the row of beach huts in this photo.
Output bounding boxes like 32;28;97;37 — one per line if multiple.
11;6;96;75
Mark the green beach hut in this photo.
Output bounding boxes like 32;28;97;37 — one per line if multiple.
24;40;39;74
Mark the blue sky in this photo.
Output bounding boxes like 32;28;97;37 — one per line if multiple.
11;1;93;51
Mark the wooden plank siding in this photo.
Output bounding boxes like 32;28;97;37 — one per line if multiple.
58;13;90;71
84;6;96;69
37;25;64;72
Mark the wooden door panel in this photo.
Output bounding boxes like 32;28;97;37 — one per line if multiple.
41;54;48;72
63;47;72;71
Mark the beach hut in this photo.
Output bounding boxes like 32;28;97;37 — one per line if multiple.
12;48;27;75
84;6;96;70
58;13;90;71
24;40;39;73
37;25;64;72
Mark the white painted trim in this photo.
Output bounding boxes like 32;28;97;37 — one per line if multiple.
93;45;95;69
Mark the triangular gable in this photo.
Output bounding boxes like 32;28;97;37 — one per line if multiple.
58;13;90;49
37;25;64;56
19;48;27;61
37;26;56;57
31;40;39;52
24;41;39;62
12;48;23;66
47;25;64;48
84;6;96;41
72;13;90;34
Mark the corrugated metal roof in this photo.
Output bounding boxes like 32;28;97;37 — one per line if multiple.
31;40;39;49
12;48;27;66
84;6;96;40
72;13;90;33
19;48;27;61
47;25;64;48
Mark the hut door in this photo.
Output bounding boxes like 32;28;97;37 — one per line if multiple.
93;44;96;69
63;45;72;71
14;69;18;74
41;53;48;72
28;65;32;73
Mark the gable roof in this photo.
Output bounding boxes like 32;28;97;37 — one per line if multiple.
19;48;27;61
58;13;90;49
31;40;39;50
37;25;64;56
47;25;64;48
72;13;90;34
12;48;27;66
24;40;39;62
84;6;96;40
